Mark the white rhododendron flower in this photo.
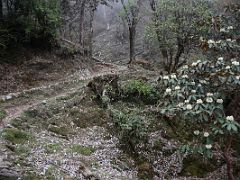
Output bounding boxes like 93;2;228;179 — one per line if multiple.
177;103;184;107
186;104;193;110
227;26;233;30
197;99;203;104
182;65;188;69
204;132;209;137
225;66;231;70
226;116;234;122
194;130;200;135
226;39;232;42
220;28;226;32
200;80;208;84
163;76;169;80
166;88;172;93
205;144;212;149
190;82;196;85
182;75;188;78
175;86;181;90
206;97;213;103
171;74;177;79
184;100;190;103
216;99;223;104
192;62;198;66
191;90;196;94
206;93;213;97
236;76;240;80
232;61;239;66
218;57;223;61
207;39;214;44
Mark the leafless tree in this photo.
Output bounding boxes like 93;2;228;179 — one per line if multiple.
60;0;115;58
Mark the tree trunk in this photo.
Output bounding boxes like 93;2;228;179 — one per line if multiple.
173;37;185;71
79;0;86;47
88;9;95;58
121;0;141;64
150;0;170;71
128;26;136;64
223;136;235;180
0;0;2;20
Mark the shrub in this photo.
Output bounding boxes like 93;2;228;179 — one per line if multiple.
70;145;95;156
111;109;149;153
122;80;158;104
2;128;33;144
0;109;7;121
159;26;239;179
0;0;60;59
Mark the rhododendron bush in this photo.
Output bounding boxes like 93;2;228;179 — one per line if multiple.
160;56;240;142
159;24;239;179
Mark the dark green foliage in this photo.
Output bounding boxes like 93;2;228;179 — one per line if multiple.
70;145;95;156
180;155;222;177
44;143;62;154
122;80;158;104
0;0;60;60
48;125;73;136
111;109;148;153
0;108;7;121
2;128;33;144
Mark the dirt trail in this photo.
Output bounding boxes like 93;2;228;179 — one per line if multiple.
0;62;138;179
0;63;128;128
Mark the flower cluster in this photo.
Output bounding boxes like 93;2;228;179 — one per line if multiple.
160;52;240;154
226;116;234;122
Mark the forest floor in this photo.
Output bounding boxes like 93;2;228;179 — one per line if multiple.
0;57;229;179
0;61;136;179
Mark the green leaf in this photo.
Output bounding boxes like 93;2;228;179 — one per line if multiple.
227;124;232;131
202;113;209;122
231;124;238;132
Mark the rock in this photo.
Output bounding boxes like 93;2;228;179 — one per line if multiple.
78;162;100;180
5;124;14;128
5;95;12;100
87;74;119;100
1;94;13;101
0;168;19;178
